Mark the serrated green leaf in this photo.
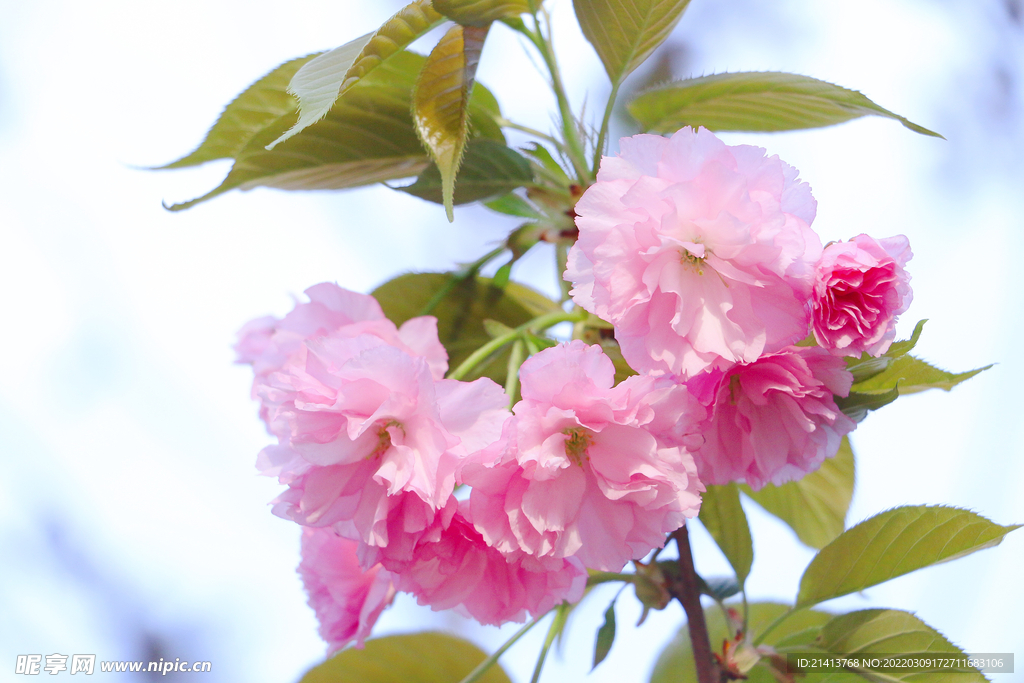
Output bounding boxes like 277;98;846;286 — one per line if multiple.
154;54;319;169
814;609;986;682
883;319;927;359
573;0;693;85
592;600;617;669
299;632;511;683
845;355;894;383
851;354;991;396
836;386;899;423
398;139;532;205
650;603;841;683
166;52;430;211
797;506;1020;608
372;272;559;385
413;23;490;220
628;72;942;137
269;1;444;148
435;0;531;25
698;483;753;586
743;437;855;549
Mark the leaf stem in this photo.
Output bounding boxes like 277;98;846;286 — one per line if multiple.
668;524;719;683
495;117;568;153
752;606;803;647
505;339;526;409
447;308;587;380
592;80;622;173
530;604;569;683
457;613;547;683
418;246;507;316
586;571;636;586
518;12;590;185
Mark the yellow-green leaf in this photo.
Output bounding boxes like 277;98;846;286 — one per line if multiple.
299;632;511;683
573;0;692;85
628;72;942;137
698;483;753;585
413;23;490;221
434;0;531;25
650;602;841;683
814;609;986;682
372;273;559;385
270;1;444;148
398;139;532;205
155;53;319;169
797;506;1020;608
851;354;991;396
165;52;430;211
743;437;855;549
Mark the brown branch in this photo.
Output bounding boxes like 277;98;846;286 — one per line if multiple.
669;524;720;683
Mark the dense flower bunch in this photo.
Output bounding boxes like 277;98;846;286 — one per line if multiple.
238;127;912;654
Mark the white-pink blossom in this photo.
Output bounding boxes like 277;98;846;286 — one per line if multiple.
565;128;823;378
812;234;913;357
688;346;856;490
462;341;705;572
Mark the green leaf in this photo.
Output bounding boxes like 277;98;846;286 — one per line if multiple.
851;354;991;396
650;603;839;683
398;139;532;205
882;319;926;359
467;81;507;143
299;632;511;683
592;600;617;669
573;0;693;85
797;505;1020;608
628;72;942;137
836;386;899;423
372;272;560;385
413;23;490;220
154;54;319;169
695;575;740;602
814;609;987;682
269;1;444;148
743;436;855;549
166;52;430;211
698;483;753;585
485;193;542;218
434;0;531;25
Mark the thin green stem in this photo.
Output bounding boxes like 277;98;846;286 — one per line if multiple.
447;309;587;381
592;80;622;173
555;242;571;303
753;605;804;647
419;246;507;316
495;117;567;153
530;604;569;683
505;339;526;409
457;614;547;683
515;12;590;184
586;571;636;586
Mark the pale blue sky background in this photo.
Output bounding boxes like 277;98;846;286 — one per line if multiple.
1;0;1022;681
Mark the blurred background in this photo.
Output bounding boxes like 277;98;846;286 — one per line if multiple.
1;0;1021;680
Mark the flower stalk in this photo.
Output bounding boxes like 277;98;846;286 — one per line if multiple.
669;525;720;683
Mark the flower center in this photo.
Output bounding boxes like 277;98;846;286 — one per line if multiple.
562;427;593;467
679;242;707;275
370;419;404;459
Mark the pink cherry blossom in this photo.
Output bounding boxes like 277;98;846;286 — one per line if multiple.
688;346;856;490
396;505;586;625
260;336;509;559
812;234;913;357
298;526;397;654
235;282;448;384
565;127;823;378
462;341;705;572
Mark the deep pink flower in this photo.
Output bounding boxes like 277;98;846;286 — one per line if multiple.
462;341;705;572
258;334;509;560
565;128;823;378
689;346;856;490
396;505;586;625
812;234;913;357
298;527;396;654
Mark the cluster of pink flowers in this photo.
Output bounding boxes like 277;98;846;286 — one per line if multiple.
238;127;912;654
567;127;912;489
